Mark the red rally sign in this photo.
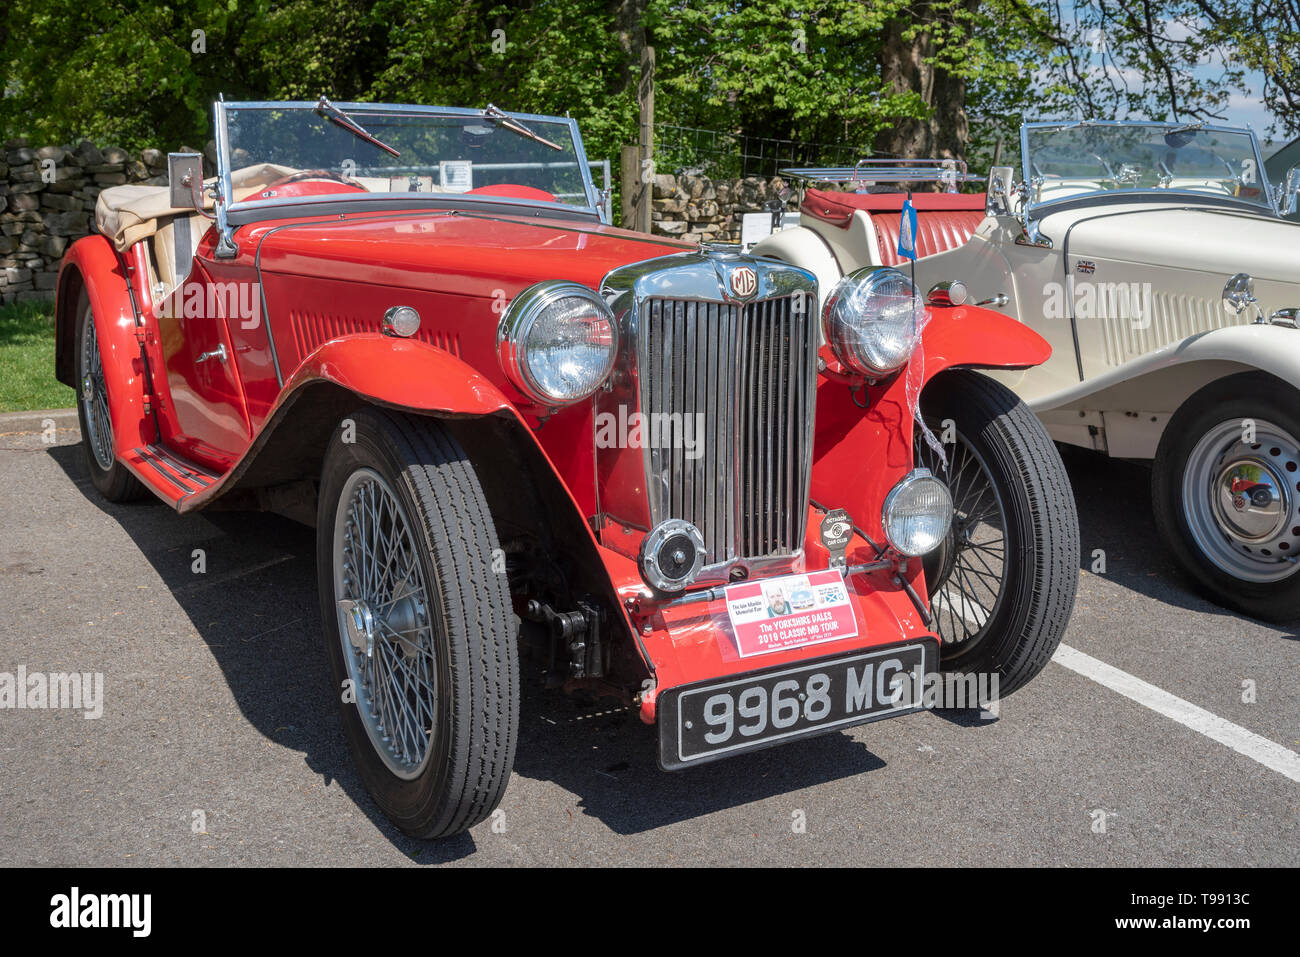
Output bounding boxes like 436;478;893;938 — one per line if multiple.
724;570;860;658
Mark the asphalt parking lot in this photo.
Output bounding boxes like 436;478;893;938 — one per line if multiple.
1;413;1296;867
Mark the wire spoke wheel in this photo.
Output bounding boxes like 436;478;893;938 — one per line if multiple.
916;428;1009;648
318;410;519;839
79;310;115;471
333;467;439;780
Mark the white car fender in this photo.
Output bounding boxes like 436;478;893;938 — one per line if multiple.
750;226;843;309
1030;322;1300;457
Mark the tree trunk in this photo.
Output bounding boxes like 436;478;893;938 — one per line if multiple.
610;0;649;96
874;3;972;167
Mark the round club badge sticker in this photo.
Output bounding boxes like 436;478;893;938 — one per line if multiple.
819;507;852;568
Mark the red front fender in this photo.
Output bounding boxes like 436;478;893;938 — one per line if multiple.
282;334;517;416
179;333;530;515
918;303;1051;381
810;304;1051;610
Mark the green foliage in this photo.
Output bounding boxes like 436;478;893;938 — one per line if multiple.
368;0;639;164
646;0;915;145
0;0;390;150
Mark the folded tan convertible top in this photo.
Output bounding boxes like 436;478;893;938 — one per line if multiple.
94;163;295;251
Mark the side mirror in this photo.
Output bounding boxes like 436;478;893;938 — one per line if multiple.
986;166;1015;216
168;152;205;210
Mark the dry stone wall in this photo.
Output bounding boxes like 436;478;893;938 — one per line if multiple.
0;138;216;304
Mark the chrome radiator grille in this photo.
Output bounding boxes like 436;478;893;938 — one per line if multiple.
640;295;816;565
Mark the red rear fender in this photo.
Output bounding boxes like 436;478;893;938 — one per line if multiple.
56;235;157;452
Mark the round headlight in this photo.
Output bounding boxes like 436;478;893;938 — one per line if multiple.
823;267;929;376
498;281;618;406
882;468;953;557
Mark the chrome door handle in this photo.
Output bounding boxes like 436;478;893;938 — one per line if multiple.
196;343;228;364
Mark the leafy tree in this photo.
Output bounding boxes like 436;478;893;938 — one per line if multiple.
2;0;1295;174
646;0;914;148
368;0;640;164
998;0;1299;140
0;0;388;149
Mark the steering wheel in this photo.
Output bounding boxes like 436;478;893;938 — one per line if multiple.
1215;155;1243;186
1029;160;1062;181
1090;152;1119;182
265;169;364;190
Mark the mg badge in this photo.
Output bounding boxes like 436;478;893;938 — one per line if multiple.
730;266;757;299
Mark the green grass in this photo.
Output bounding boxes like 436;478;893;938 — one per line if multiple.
0;299;75;412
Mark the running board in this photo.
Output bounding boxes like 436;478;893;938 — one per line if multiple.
123;444;221;507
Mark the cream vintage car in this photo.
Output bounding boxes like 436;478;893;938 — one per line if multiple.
756;120;1300;621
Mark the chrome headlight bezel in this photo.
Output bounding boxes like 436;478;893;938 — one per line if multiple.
882;467;953;557
822;266;930;376
497;280;619;406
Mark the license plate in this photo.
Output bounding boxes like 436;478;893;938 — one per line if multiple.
658;639;938;769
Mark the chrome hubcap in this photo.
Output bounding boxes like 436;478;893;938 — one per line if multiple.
79;312;115;471
1184;420;1300;583
332;468;438;779
1212;458;1288;543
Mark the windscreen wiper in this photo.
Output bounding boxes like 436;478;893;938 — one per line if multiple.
482;104;563;152
315;96;401;157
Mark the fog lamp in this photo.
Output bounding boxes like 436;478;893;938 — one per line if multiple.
882;468;953;557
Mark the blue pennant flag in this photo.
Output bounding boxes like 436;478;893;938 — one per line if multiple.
896;194;918;261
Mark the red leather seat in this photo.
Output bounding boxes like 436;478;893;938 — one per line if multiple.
800;187;986;265
870;209;985;266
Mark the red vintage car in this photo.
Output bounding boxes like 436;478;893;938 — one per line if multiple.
55;100;1078;838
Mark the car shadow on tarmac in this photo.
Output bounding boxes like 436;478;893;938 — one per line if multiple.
47;436;1296;859
48;442;895;858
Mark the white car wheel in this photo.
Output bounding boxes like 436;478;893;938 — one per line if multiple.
1181;418;1300;584
1153;371;1300;621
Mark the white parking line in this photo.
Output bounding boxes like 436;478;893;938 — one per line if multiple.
1052;643;1300;784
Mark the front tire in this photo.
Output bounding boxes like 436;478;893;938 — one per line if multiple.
916;370;1079;697
317;409;520;838
1152;372;1300;621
